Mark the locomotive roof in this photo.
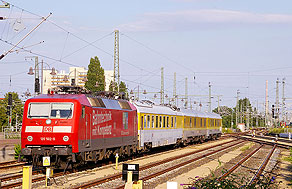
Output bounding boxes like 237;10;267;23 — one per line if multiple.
28;94;136;111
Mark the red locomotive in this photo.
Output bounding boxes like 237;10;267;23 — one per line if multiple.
21;92;138;169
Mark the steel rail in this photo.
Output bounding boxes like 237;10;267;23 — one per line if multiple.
0;160;17;167
0;162;26;170
1;171;67;189
248;144;277;185
236;136;290;149
217;144;264;181
0;170;42;182
73;139;242;189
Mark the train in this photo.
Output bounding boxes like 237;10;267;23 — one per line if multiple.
20;91;222;169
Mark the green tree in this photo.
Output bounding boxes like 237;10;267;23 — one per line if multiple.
109;80;117;92
213;98;266;129
84;56;105;92
0;92;24;130
109;80;128;94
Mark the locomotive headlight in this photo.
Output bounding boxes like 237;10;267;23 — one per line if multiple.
63;136;69;142
27;136;33;142
46;119;51;125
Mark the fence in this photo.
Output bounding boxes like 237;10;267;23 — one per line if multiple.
3;126;21;139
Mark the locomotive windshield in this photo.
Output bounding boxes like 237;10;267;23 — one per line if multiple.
28;103;73;119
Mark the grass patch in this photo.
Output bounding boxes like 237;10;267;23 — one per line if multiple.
269;128;292;135
283;148;292;164
240;143;253;152
222;128;233;134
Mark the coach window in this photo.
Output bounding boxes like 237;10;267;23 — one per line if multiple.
160;116;162;128
204;119;206;127
174;117;177;128
194;118;196;128
156;115;158;128
144;115;147;129
163;116;166;128
171;117;173;128
147;115;150;128
141;116;144;129
166;116;169;128
190;117;192;128
152;116;155;128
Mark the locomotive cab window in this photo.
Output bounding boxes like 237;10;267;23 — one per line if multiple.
28;102;73;119
50;103;73;119
28;103;50;118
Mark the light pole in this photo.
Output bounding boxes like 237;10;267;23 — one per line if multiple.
130;86;147;101
27;59;56;94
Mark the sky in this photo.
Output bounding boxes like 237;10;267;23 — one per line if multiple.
1;0;292;113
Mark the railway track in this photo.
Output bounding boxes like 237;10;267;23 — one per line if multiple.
216;143;278;187
235;135;292;149
217;144;264;181
0;137;232;188
71;139;245;189
0;160;26;171
248;144;277;185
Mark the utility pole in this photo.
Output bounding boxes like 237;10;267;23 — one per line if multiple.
265;80;269;127
185;78;188;109
247;107;249;130
217;96;222;114
276;78;280;127
236;90;240;127
161;67;164;104
208;82;211;112
282;78;285;123
114;30;120;93
231;108;233;128
173;72;176;106
41;60;43;94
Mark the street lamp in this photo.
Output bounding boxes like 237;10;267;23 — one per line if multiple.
63;69;87;87
130;86;147;101
27;60;56;94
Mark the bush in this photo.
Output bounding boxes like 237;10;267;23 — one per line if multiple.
182;173;278;189
269;128;292;134
14;144;21;160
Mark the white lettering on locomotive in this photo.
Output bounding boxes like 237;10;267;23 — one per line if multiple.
40;137;56;141
92;125;112;136
92;111;112;125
